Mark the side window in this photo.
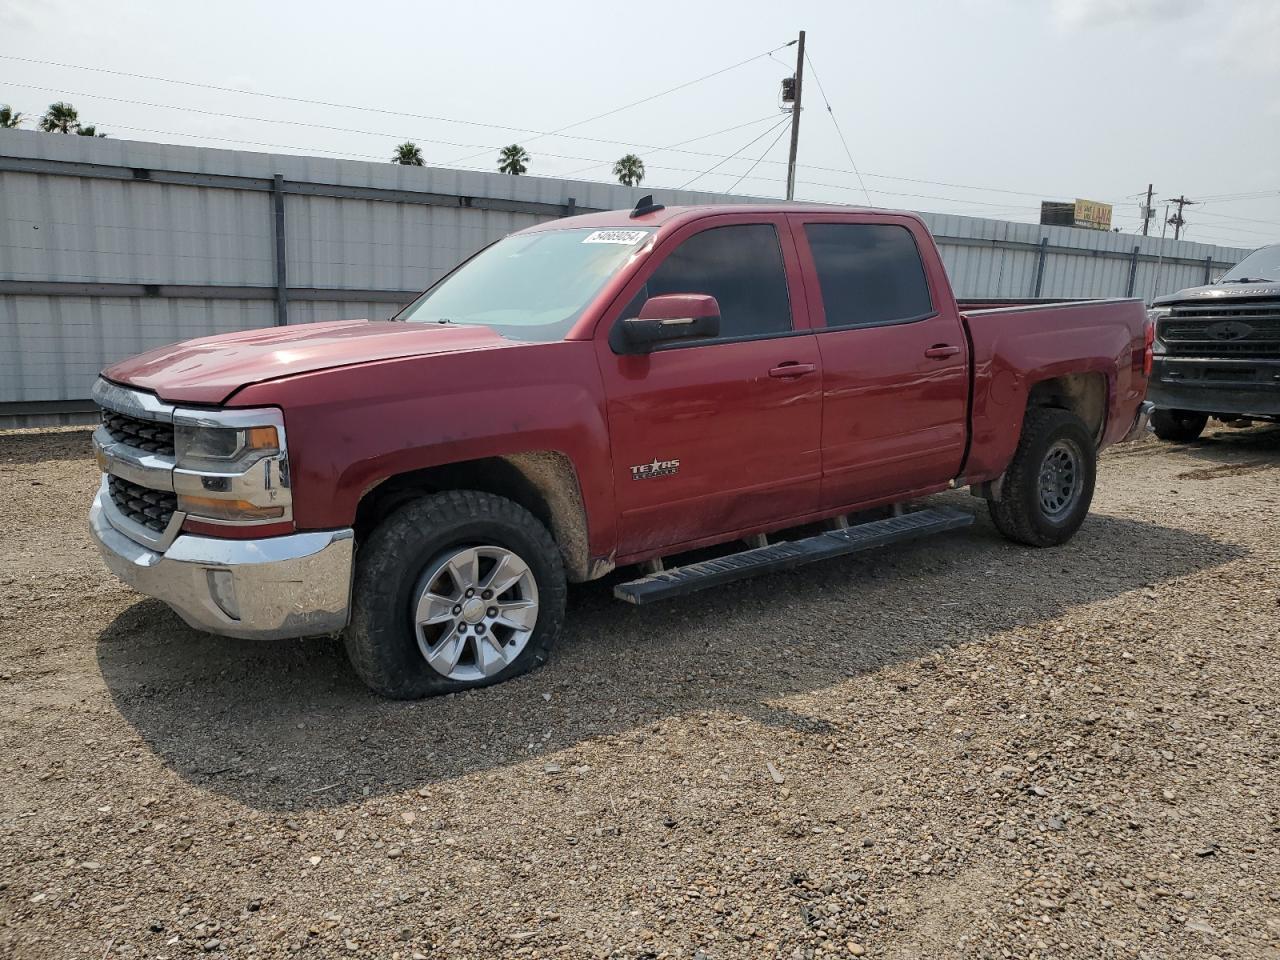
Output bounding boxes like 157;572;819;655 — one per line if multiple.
624;224;792;341
804;223;934;329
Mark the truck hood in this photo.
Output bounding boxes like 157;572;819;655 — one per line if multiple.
1154;281;1280;306
102;320;514;405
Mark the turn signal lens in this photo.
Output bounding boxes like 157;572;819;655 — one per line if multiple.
176;494;286;522
245;426;279;450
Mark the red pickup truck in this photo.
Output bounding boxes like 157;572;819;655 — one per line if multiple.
90;201;1153;698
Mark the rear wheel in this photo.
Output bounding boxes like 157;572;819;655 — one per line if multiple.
344;491;566;699
1150;408;1208;442
989;408;1096;547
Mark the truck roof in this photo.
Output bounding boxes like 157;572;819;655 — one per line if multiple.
521;203;921;233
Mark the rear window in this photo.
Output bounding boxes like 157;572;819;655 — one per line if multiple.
804;223;934;329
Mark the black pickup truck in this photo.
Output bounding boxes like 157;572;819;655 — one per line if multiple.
1147;243;1280;440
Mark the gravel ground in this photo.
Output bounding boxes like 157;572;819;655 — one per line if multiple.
0;425;1277;960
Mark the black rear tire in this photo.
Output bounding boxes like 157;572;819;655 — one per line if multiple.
343;490;566;699
988;408;1097;548
1150;408;1208;442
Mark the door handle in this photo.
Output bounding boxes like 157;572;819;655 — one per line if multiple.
768;362;817;379
924;344;961;360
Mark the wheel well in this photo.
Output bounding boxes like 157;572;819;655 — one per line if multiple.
354;452;591;582
1026;372;1107;442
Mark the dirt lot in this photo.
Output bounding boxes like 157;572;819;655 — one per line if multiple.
0;425;1277;960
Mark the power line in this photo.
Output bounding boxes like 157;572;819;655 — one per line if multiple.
12;72;1268;241
5;45;788;149
1197;189;1280;202
0;53;551;137
442;42;795;167
1190;208;1280;229
2;79;797;177
559;115;781;178
21;114;1266;245
0;58;1131;202
4;68;1143;209
19;82;1240;230
678;117;792;190
15;88;1166;218
724;121;793;194
803;51;871;205
0;76;873;178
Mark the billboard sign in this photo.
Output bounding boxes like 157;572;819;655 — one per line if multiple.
1073;198;1113;231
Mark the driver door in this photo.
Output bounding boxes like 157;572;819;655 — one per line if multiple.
594;215;823;560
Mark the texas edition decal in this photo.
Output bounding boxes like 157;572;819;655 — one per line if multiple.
630;458;680;480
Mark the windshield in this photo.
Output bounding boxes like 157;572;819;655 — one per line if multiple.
1220;243;1280;283
398;227;654;341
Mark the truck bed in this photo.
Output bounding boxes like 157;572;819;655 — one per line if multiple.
958;297;1150;484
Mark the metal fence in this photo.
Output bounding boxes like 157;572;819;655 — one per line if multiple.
0;130;1252;425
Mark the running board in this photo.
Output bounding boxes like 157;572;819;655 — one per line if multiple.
613;507;975;606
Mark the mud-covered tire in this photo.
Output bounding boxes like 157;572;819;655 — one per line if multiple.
1150;408;1208;442
988;408;1097;548
343;491;566;699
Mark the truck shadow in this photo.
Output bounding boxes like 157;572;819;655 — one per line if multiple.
95;507;1243;812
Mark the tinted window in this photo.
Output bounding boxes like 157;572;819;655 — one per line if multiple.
624;224;792;340
804;223;933;329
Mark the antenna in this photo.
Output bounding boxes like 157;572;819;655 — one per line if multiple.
630;194;665;218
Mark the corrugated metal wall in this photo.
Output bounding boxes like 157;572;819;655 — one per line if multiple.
918;212;1232;301
0;130;1251;417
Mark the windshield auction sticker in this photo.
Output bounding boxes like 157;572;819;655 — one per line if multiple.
582;230;649;244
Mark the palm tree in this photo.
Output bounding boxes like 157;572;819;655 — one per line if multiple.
392;141;424;166
613;154;645;187
39;101;79;134
497;144;529;175
0;105;23;128
76;125;107;138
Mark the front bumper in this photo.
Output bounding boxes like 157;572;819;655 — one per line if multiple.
90;484;353;640
1147;358;1280;418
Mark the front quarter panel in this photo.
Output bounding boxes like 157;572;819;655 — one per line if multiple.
228;340;617;560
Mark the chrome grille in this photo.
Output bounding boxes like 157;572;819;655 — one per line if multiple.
108;475;177;533
101;409;176;456
1161;302;1280;360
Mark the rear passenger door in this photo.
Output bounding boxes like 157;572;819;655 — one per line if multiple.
596;215;823;559
790;215;969;510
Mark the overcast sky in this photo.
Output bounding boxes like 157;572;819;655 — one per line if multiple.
2;0;1276;250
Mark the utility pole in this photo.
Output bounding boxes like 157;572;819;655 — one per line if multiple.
784;30;805;202
1167;194;1196;241
1140;183;1154;236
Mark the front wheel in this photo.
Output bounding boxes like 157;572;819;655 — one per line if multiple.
344;491;567;699
988;408;1097;547
1150;408;1208;442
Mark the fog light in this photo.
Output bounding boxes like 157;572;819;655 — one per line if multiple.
206;569;240;621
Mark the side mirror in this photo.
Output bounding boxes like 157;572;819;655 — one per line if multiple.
620;294;721;353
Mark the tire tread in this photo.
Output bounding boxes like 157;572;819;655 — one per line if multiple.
988;407;1096;548
344;490;565;699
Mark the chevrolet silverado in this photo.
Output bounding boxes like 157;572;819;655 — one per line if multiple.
90;201;1153;698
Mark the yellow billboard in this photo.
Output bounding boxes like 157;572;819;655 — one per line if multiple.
1073;198;1113;231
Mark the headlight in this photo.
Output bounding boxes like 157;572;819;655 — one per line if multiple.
175;422;280;471
172;408;291;525
1147;306;1171;353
